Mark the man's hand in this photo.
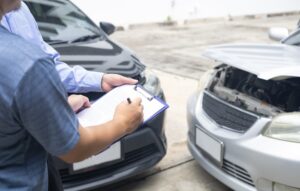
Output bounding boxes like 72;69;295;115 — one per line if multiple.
59;97;143;163
113;97;144;134
101;74;138;92
68;95;91;112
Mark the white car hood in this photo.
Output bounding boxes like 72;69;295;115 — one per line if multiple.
203;44;300;80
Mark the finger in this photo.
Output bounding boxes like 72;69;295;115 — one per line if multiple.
117;75;138;85
82;96;91;107
83;100;91;108
132;97;142;105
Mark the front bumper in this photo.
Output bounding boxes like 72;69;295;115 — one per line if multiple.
60;127;166;191
187;92;300;191
56;89;167;190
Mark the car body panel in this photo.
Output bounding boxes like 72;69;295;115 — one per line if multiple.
25;0;145;77
187;92;300;190
55;39;146;77
62;128;166;190
203;44;300;80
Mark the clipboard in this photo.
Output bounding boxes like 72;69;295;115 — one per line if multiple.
76;84;169;127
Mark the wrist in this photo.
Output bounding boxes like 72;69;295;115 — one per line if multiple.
111;118;128;136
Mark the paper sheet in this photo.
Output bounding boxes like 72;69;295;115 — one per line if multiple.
77;85;167;126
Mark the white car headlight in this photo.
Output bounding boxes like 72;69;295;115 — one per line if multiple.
263;113;300;143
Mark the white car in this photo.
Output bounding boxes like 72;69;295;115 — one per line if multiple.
187;27;300;191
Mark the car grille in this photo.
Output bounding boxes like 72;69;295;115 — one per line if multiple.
202;92;258;133
222;159;255;187
60;144;159;187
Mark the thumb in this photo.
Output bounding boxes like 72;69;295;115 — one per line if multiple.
82;96;91;107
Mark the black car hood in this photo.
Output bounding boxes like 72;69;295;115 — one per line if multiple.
54;38;145;77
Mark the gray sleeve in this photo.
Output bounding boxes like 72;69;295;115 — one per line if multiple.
13;58;80;156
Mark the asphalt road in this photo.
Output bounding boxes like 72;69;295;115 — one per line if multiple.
95;14;299;191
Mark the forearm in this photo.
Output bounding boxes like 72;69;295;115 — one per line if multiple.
55;61;104;93
59;120;125;163
38;32;104;92
60;98;143;163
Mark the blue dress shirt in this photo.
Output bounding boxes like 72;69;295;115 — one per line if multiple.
1;2;104;93
0;25;79;190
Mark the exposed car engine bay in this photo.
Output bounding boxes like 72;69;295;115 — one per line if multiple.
208;64;300;116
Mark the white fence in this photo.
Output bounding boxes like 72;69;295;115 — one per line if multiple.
71;0;300;26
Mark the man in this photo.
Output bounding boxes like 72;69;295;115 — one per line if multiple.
0;0;144;190
1;2;140;190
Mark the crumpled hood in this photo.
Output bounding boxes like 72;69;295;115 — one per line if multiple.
54;38;145;77
203;43;300;80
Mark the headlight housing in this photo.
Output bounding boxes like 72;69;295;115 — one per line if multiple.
142;70;162;96
263;113;300;143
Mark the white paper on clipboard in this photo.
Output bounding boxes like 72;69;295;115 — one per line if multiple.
76;85;168;127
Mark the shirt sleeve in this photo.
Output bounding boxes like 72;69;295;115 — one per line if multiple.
12;58;80;156
53;53;104;93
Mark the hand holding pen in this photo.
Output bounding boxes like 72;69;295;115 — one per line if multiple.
113;97;144;134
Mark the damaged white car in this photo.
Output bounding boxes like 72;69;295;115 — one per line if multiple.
187;27;300;191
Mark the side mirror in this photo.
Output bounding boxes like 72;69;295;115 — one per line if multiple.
268;27;289;42
100;22;116;35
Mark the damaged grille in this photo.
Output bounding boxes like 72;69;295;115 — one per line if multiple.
202;92;258;133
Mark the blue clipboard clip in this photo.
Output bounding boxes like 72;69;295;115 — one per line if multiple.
134;85;154;101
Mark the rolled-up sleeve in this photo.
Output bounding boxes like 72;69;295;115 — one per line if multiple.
13;58;80;156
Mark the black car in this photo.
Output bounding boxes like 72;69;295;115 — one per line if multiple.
24;0;167;190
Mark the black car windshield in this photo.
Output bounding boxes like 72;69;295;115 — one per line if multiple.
24;0;101;44
283;29;300;46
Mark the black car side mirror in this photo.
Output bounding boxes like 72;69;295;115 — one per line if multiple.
100;22;116;35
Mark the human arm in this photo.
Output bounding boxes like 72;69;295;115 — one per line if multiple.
13;58;143;162
4;2;138;93
60;98;143;163
54;58;104;93
22;2;136;93
43;40;138;93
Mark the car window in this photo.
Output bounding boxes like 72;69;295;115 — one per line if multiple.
283;29;300;46
24;0;101;44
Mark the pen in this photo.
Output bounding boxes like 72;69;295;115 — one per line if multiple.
127;98;132;104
